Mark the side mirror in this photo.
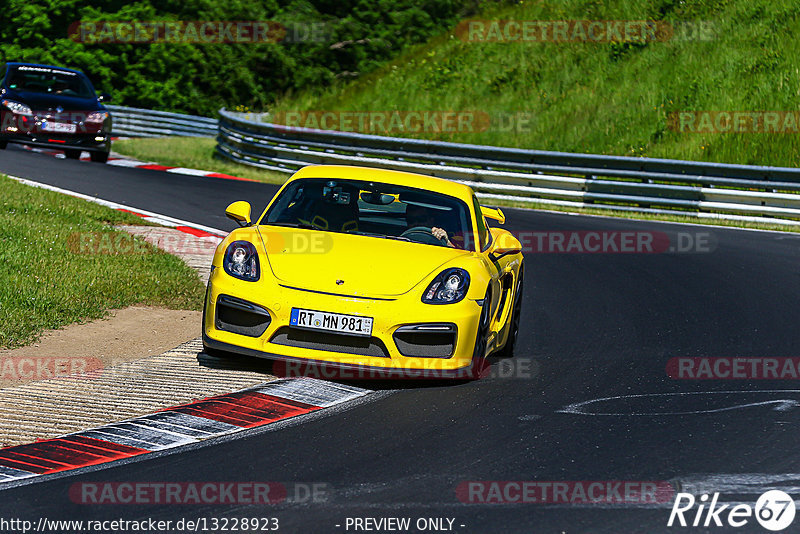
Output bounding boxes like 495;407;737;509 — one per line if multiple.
481;206;505;225
98;93;112;103
489;229;521;259
226;201;252;227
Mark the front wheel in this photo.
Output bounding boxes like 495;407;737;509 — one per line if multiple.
467;289;492;379
0;140;7;150
496;265;524;359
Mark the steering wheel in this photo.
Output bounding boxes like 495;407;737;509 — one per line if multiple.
400;226;448;246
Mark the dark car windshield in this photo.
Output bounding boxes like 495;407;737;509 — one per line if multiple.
5;66;96;99
263;178;473;250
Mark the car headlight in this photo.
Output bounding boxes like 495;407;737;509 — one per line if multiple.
1;100;32;116
223;241;260;281
86;111;109;123
422;268;470;304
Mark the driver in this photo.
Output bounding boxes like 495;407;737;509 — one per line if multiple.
52;80;70;94
405;204;454;247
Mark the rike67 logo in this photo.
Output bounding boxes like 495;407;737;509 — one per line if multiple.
668;491;796;531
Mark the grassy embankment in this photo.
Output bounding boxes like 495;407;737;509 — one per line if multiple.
115;0;800;232
272;0;800;164
0;175;204;348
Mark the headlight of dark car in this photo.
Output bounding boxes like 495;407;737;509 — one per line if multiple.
1;100;32;116
223;241;260;281
422;268;470;304
85;111;109;124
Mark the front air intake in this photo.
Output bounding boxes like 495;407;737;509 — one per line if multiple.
393;323;457;358
215;295;271;337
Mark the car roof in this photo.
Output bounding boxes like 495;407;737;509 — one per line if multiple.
6;63;86;75
290;165;476;204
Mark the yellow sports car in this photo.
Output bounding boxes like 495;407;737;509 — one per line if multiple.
202;165;524;378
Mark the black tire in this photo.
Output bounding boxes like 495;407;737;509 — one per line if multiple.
496;265;525;359
64;149;81;159
0;140;7;149
468;289;492;379
90;151;109;163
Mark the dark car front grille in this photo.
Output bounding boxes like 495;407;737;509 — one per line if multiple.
270;327;389;358
392;323;457;358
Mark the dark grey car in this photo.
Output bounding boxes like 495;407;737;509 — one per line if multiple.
0;62;112;162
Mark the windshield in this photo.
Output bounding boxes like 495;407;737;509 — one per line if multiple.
263;178;473;250
5;66;96;99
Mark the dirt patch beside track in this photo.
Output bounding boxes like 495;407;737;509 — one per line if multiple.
0;224;218;389
0;225;267;448
0;307;202;389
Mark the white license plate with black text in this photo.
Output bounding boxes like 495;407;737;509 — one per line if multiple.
290;308;373;337
42;122;76;133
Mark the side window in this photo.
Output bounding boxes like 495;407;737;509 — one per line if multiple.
472;196;491;251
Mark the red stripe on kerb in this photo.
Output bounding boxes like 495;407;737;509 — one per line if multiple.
167;391;319;428
137;164;174;171
0;456;55;473
8;444;107;467
206;172;257;182
116;208;148;217
0;451;74;472
0;437;148;474
175;226;218;238
59;435;149;456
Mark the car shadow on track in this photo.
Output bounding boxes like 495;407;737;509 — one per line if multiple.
195;350;527;391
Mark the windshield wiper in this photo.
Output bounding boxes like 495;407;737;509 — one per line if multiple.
352;231;411;242
266;221;321;230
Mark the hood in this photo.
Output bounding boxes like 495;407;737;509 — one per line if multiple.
257;227;468;298
3;90;103;113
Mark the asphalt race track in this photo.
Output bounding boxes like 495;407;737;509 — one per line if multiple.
2;145;800;533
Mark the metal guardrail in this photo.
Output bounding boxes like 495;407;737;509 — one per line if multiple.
107;105;218;138
215;108;800;225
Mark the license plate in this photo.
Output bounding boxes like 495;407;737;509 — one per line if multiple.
290;308;373;337
42;122;76;133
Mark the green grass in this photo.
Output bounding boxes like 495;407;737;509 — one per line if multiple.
0;175;205;348
112;137;289;184
113;0;800;234
266;0;800;168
